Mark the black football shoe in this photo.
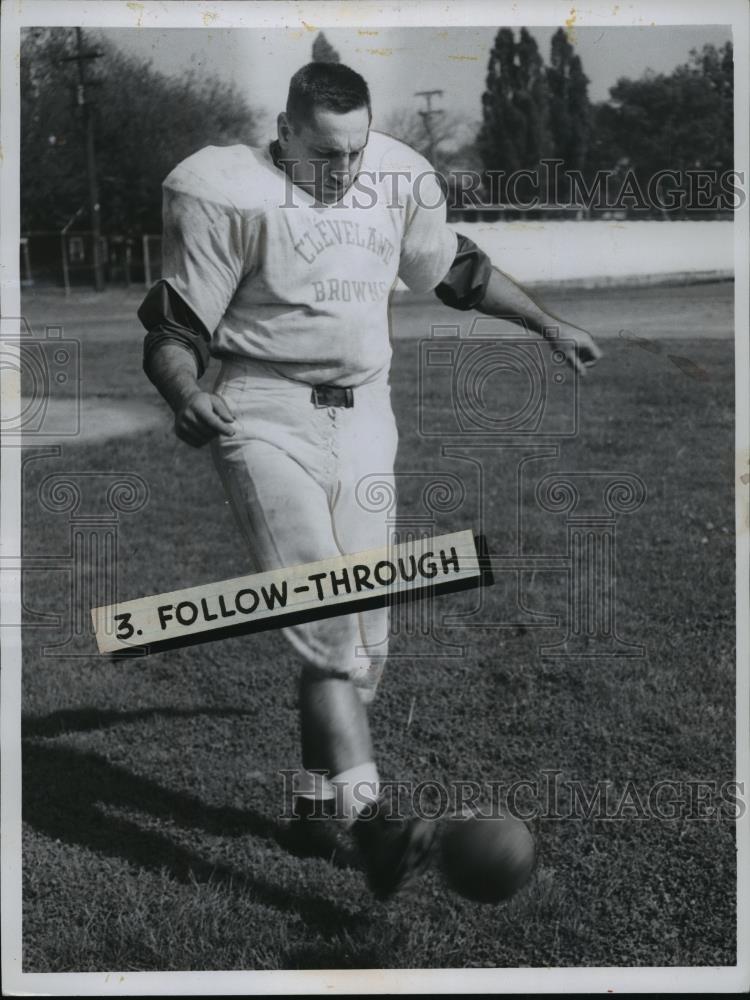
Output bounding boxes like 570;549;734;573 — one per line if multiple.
351;800;437;900
278;795;355;866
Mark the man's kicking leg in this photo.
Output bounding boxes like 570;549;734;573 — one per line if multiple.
299;670;435;899
211;431;435;896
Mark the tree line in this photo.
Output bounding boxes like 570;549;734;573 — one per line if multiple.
20;28;260;235
20;26;735;236
471;27;735;216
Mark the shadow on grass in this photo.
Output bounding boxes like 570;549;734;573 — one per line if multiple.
22;713;370;939
22;705;257;740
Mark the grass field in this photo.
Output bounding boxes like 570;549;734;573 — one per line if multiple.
18;282;737;972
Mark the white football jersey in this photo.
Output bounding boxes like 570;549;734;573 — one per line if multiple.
160;130;457;386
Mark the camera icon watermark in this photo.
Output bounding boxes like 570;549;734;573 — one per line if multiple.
354;470;471;660
0;317;81;443
2;450;150;659
418;318;578;440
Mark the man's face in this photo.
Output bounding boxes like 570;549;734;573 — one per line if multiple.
277;105;370;204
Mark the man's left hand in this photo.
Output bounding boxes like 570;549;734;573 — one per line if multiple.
546;323;603;375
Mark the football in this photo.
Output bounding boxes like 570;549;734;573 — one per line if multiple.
440;812;536;903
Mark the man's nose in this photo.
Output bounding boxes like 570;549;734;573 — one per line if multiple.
326;155;350;179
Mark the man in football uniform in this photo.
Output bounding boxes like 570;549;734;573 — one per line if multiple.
139;62;600;898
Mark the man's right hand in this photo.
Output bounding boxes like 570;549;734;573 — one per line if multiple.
174;391;238;448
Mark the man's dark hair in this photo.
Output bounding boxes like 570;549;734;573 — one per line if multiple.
286;62;371;127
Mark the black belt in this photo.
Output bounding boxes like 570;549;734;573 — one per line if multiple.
311;385;354;408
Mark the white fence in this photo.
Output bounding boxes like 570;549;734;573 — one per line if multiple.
27;221;729;291
443;220;734;287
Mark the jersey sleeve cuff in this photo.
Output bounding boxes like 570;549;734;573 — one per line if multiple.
434;231;493;311
139;279;212;377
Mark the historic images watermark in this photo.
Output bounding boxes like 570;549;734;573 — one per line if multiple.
0;315;150;657
435;163;745;213
356;314;646;660
0;316;81;443
278;769;746;823
276;159;746;213
2;453;150;658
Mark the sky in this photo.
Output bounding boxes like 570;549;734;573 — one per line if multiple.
96;24;733;143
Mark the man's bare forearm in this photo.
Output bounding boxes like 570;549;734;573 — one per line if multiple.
144;341;237;447
144;342;203;413
474;265;602;373
477;267;580;336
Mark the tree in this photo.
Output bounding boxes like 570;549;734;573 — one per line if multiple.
20;28;88;232
477;28;524;185
21;28;261;234
515;27;552;168
584;41;734;217
312;32;340;63
476;27;552;204
546;28;591;202
688;41;733;170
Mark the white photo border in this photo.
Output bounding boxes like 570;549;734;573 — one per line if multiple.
1;0;748;994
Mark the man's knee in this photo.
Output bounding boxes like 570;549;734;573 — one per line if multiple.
284;612;362;671
299;661;358;683
283;608;388;693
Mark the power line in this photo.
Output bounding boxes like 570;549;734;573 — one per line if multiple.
60;29;104;292
415;89;445;165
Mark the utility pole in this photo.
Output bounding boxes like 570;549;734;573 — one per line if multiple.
415;89;444;166
61;29;104;292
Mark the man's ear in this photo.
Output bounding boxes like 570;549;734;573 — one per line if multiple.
277;112;293;147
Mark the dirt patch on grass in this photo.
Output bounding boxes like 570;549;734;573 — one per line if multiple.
18;396;168;444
